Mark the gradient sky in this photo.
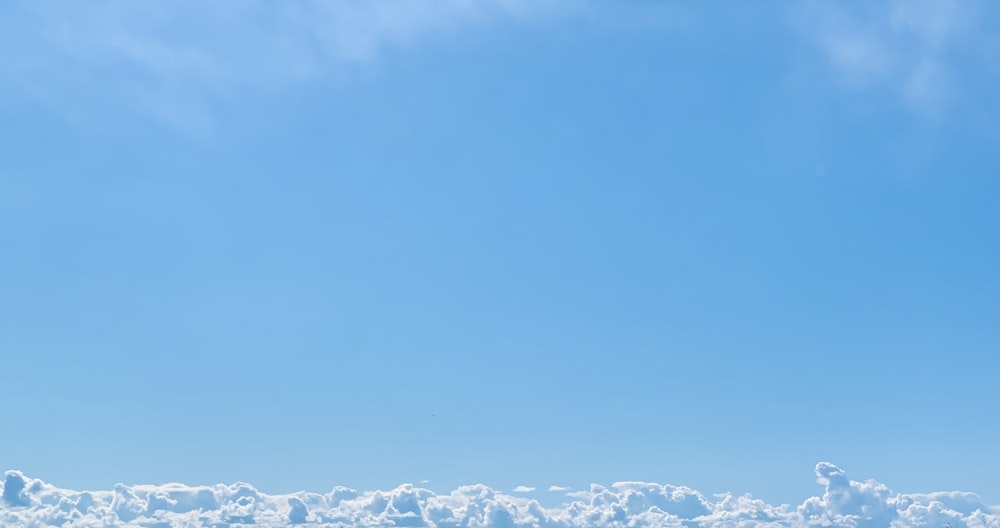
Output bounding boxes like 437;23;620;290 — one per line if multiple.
1;0;997;507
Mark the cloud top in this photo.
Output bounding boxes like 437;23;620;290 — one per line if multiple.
1;464;996;527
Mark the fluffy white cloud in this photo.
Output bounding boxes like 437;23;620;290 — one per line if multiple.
512;486;536;493
1;464;996;527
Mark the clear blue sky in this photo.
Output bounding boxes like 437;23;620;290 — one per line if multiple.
1;1;997;506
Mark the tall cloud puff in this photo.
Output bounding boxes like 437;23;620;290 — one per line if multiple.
0;463;996;527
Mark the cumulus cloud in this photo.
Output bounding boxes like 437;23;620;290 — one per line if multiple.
512;486;536;493
2;471;30;507
548;485;571;492
1;463;995;527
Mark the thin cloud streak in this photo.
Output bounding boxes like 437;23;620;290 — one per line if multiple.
794;0;997;111
0;1;576;134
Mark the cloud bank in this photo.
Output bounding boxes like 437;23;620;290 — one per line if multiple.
2;463;996;527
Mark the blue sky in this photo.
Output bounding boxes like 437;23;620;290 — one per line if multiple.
1;0;997;509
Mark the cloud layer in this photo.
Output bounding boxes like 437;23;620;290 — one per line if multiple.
2;463;996;527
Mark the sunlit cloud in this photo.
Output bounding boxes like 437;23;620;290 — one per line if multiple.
2;464;996;527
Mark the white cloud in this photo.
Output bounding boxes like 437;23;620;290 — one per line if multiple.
0;1;575;134
2;464;996;527
512;486;536;493
548;485;571;492
794;0;997;110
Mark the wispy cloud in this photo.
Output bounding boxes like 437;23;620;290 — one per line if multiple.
794;0;997;110
512;485;535;493
1;1;574;134
2;464;997;527
548;485;571;492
